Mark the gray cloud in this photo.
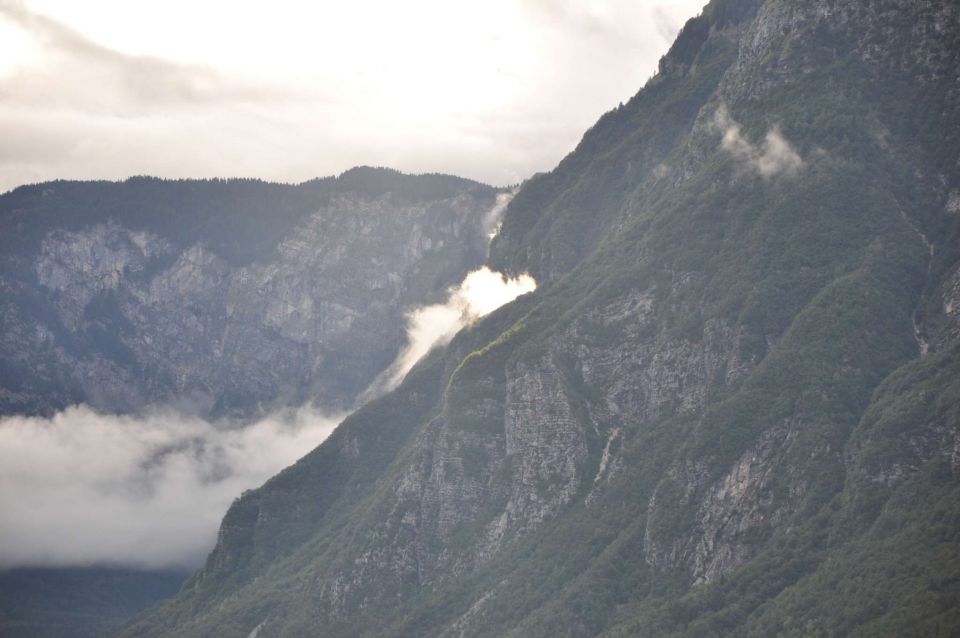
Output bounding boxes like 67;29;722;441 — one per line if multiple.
0;405;342;568
713;105;804;178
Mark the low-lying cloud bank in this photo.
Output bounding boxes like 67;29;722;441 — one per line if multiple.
0;405;342;569
714;105;804;177
361;266;536;401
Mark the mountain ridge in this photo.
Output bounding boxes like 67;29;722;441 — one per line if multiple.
121;0;960;635
9;0;955;635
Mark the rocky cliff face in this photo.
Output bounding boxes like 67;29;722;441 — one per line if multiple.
115;0;960;636
0;169;498;417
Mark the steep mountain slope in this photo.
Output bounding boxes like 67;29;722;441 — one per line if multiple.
123;0;960;635
0;168;499;417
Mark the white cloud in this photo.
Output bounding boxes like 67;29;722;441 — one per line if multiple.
0;405;342;568
358;193;535;401
714;105;804;178
362;266;536;400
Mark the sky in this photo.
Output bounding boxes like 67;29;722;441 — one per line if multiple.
0;0;705;193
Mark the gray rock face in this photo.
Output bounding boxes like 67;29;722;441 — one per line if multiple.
718;0;959;102
498;356;587;537
310;353;592;615
938;263;960;343
667;422;806;585
0;175;498;417
302;276;761;620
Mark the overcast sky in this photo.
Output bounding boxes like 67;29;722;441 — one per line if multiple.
0;0;704;193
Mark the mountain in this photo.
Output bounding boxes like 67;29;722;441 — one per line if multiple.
23;0;960;635
118;0;960;635
0;167;500;418
110;1;960;636
0;167;503;637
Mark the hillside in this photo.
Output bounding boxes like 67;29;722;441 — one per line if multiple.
0;167;499;417
0;167;503;638
111;0;960;635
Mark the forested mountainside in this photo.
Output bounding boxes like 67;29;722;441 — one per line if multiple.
0;167;499;418
118;0;960;635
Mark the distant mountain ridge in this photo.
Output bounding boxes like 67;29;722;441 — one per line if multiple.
0;167;500;417
119;0;960;636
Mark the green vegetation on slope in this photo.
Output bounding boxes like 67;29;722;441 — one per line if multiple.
119;0;960;636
